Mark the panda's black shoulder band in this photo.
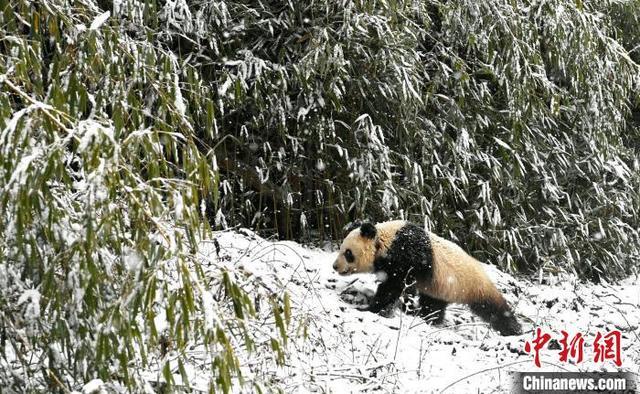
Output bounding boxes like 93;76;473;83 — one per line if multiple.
360;222;377;239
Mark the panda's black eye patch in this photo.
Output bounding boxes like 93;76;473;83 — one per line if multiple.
344;249;355;263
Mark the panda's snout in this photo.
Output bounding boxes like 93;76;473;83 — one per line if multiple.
332;261;339;271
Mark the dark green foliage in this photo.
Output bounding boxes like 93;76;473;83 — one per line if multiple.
184;0;639;280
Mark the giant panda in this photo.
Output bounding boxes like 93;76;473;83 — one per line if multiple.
332;220;522;336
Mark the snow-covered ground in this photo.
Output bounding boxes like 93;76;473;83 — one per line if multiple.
177;229;639;393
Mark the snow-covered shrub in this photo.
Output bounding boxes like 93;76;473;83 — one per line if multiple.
0;1;289;392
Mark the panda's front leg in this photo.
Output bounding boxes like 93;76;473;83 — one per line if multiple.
364;273;404;316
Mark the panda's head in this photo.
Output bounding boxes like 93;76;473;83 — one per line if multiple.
333;222;378;275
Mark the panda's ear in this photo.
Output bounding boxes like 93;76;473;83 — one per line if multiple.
343;220;362;237
360;222;377;239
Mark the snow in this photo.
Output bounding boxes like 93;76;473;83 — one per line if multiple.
89;11;110;31
173;74;186;117
81;378;105;394
6;146;42;189
17;289;41;321
218;78;233;97
77;121;112;152
174;191;184;221
214;208;227;228
124;248;144;272
201;291;220;331
173;229;640;393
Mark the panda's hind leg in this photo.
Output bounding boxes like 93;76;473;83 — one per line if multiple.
418;294;447;324
470;299;522;336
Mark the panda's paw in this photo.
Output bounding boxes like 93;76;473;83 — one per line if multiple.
339;287;374;306
377;307;396;318
362;304;395;318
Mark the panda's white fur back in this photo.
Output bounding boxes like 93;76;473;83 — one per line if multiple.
418;233;504;306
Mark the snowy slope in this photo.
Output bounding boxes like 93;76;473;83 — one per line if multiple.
186;229;640;393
